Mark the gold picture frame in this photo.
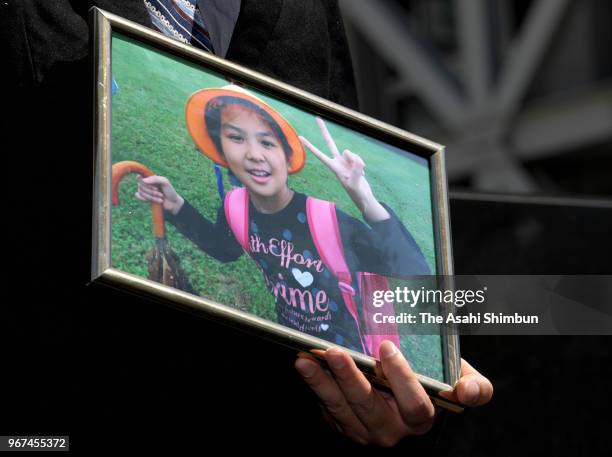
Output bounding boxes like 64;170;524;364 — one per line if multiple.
90;7;462;413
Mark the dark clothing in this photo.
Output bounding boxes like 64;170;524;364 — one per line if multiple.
196;0;242;56
167;192;430;353
1;0;358;109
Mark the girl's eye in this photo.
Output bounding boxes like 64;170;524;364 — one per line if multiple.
261;140;277;149
226;134;244;143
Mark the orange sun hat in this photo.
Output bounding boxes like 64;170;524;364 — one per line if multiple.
184;84;306;173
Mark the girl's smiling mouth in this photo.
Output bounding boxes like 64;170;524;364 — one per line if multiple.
247;168;272;184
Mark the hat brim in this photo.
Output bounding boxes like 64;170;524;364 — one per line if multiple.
185;88;306;174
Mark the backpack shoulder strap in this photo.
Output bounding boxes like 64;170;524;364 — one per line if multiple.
307;197;368;353
306;197;352;291
224;187;250;253
307;197;400;357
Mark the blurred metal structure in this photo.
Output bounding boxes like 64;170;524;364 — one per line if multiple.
340;0;612;194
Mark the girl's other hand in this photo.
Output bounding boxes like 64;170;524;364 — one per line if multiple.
135;175;185;215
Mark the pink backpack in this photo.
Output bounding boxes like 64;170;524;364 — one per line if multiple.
224;187;400;358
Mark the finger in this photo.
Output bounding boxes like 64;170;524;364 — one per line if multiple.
383;397;434;436
439;359;494;406
378;341;435;427
139;176;166;194
299;136;335;168
342;151;365;183
135;190;163;204
343;150;366;187
141;175;169;187
137;182;164;198
324;348;392;433
340;149;354;169
316;116;340;158
456;359;494;406
137;185;164;202
295;356;369;440
297;351;318;362
343;150;365;170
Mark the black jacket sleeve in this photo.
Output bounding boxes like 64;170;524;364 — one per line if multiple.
337;203;432;277
165;199;243;262
1;0;152;88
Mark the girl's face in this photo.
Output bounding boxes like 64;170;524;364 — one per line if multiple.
220;105;289;199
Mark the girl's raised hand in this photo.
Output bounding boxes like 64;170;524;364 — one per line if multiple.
135;175;184;215
299;117;390;222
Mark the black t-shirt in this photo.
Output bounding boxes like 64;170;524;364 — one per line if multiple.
166;190;430;354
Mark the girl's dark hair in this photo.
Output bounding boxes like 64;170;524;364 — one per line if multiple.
204;96;293;162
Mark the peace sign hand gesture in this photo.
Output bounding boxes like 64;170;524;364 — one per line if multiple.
299;117;390;223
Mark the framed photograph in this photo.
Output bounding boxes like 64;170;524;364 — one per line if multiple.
91;8;462;412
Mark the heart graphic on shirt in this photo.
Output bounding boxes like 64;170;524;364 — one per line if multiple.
292;268;314;288
320;324;329;331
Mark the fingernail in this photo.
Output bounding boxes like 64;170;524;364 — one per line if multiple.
466;380;480;404
438;389;453;400
326;348;345;370
379;341;398;360
296;359;317;378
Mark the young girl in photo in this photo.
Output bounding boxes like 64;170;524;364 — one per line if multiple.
134;84;430;356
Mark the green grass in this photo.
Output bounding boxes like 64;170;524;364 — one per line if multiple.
110;34;443;381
